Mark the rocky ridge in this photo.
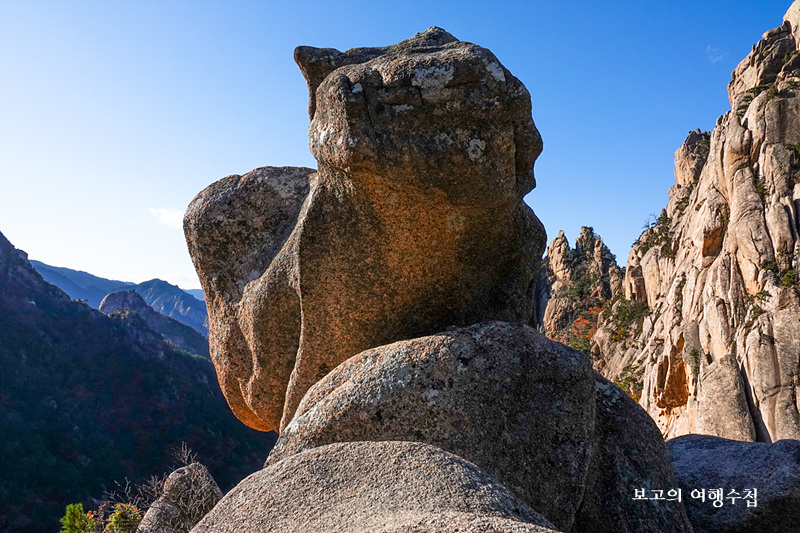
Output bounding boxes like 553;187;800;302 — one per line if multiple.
100;290;210;359
31;261;209;336
535;226;623;354
589;4;800;442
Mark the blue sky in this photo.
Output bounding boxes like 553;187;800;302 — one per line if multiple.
0;1;793;290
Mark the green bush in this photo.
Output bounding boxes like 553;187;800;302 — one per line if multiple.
104;503;141;533
606;296;651;340
690;348;700;376
59;504;94;533
634;211;673;256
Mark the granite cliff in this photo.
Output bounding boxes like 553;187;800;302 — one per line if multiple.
576;4;800;443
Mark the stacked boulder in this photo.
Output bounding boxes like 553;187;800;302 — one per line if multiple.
185;28;692;532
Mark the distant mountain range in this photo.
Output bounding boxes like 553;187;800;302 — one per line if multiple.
0;231;276;533
99;290;210;359
30;261;208;336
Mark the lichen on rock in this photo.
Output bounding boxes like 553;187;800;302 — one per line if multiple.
184;27;546;433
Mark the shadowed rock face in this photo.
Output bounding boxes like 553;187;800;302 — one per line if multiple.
668;435;800;533
184;28;546;432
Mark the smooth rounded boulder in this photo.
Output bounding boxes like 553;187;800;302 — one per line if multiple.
268;321;693;533
267;321;594;531
192;441;558;533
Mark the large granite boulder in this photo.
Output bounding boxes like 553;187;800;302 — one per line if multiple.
184;28;546;432
137;463;223;533
267;322;693;533
192;441;558;533
267;321;594;531
668;435;800;533
573;374;693;533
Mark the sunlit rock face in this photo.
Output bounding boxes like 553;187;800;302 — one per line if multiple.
593;3;800;443
184;28;546;432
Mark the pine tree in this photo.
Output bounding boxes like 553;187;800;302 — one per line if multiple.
59;504;94;533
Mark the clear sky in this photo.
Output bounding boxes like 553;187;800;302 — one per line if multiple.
0;1;793;290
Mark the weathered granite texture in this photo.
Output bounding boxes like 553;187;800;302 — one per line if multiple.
193;441;559;533
668;435;800;533
267;322;594;531
589;1;800;442
137;463;222;533
266;322;693;533
184;27;546;432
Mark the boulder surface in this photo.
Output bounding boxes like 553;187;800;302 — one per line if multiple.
138;463;223;533
267;322;693;533
193;441;558;533
668;434;800;533
267;321;595;531
184;28;546;432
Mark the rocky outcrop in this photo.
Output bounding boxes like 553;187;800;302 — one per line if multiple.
183;26;704;533
138;463;222;533
265;322;692;533
185;27;546;433
29;262;209;335
195;441;559;533
133;279;209;337
668;435;800;533
592;2;800;442
100;290;209;358
267;322;596;532
535;227;623;352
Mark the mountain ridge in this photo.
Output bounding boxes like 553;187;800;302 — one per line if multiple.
0;230;275;532
31;260;208;336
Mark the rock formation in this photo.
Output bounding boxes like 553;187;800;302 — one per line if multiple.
138;463;223;533
185;27;546;433
590;3;800;442
668;435;800;533
266;322;692;533
185;28;697;533
100;290;209;358
535;227;623;352
196;441;559;533
133;279;209;337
